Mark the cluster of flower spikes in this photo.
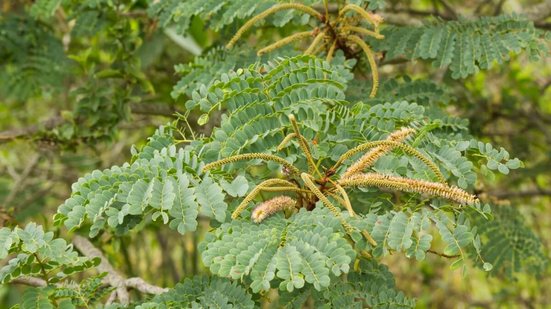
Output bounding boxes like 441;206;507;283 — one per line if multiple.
203;115;479;250
225;3;384;98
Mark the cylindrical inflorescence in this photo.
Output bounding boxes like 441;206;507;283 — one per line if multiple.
251;196;297;223
339;173;478;205
343;127;415;178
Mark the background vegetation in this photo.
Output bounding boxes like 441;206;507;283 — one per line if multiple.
0;0;549;307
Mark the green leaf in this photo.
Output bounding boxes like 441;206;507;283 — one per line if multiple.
198;113;210;126
276;245;305;292
505;158;521;169
169;174;199;234
497;163;510;174
220;175;249;197
473;205;547;277
195;176;228;222
387;212;414;251
21;287;54;309
0;228;13;259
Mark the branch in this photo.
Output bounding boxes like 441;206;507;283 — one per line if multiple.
3;153;41;207
523;0;551;21
0;115;63;144
11;276;47;287
129;102;179;117
72;235;129;304
379;12;423;26
489;189;551;199
0;103;177;144
125;277;169;294
11;276;79;289
427;249;460;259
72;235;168;305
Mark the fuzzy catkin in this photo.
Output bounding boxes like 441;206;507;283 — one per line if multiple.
341;26;384;39
257;31;313;56
335;139;445;183
347;35;379;98
232;178;297;219
304;31;326;55
339;4;383;30
226;3;323;49
343;127;415;178
202;153;299;175
339;173;478;205
289;115;319;176
251;196;296;223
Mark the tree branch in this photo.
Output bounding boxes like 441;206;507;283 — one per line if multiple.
3;153;40;207
129;102;178;117
0;103;178;144
0;115;63;144
489;189;551;199
427;249;460;259
72;235;168;305
11;276;47;287
524;0;551;21
125;277;169;294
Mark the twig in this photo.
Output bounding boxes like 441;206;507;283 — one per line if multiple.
489;189;551;199
0;115;64;144
427;249;460;259
0;103;178;144
3;153;40;207
129;102;179;117
11;276;47;287
125;277;169;294
437;0;458;19
72;236;129;304
72;235;168;305
493;0;506;16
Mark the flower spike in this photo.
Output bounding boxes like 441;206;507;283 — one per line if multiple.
232;178;298;219
227;3;323;49
348;35;379;98
203;153;300;175
251;196;296;223
343;128;416;178
257;31;313;56
334;140;446;183
339;173;478;205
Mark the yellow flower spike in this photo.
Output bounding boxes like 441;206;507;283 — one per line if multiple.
259;186;312;194
288;115;322;177
203;153;300;175
276;132;310;152
331;181;356;217
227;3;323;49
326;40;338;62
277;133;298;151
339;4;383;30
348;35;379;98
333;140;446;183
304;30;327;55
257;31;313;56
343;127;416;178
341;26;384;40
339;173;478;205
